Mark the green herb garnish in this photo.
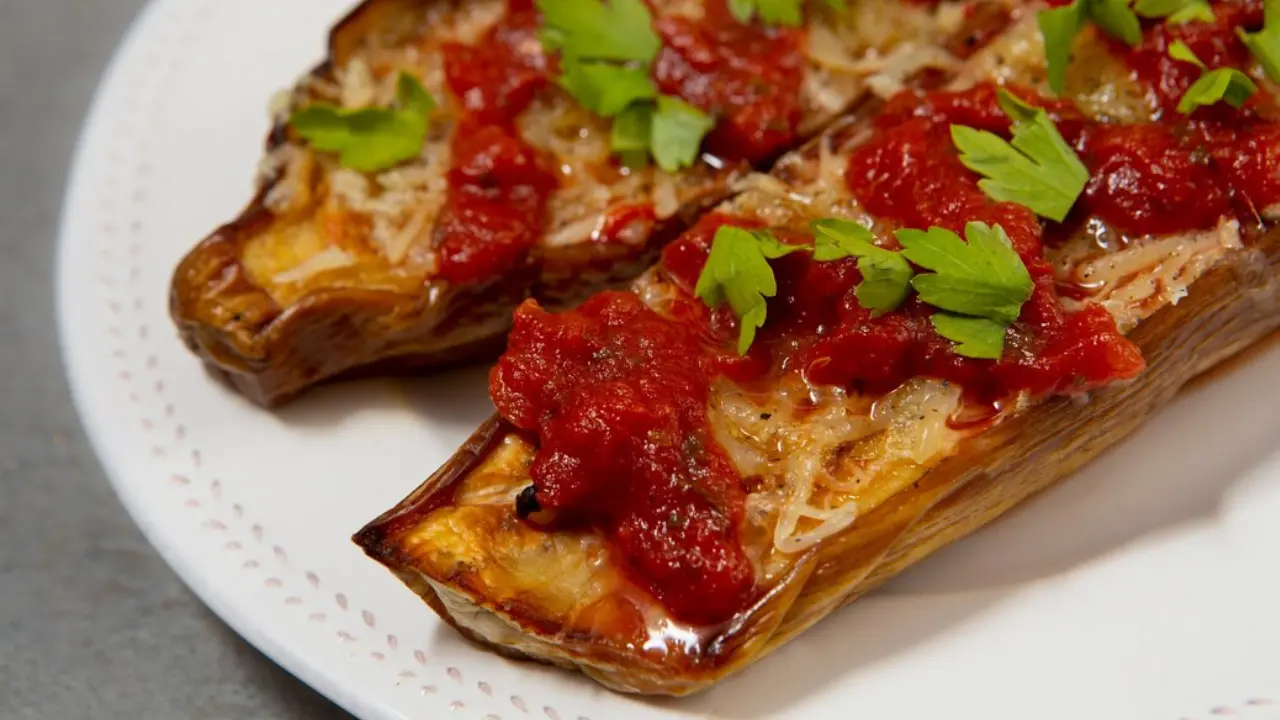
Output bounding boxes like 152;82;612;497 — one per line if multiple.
727;0;846;26
538;0;660;61
1169;40;1259;113
1039;0;1141;95
558;60;657;116
929;315;1010;360
1134;0;1215;22
896;222;1034;326
537;0;714;170
811;219;913;314
694;226;807;354
1238;0;1280;82
951;90;1089;222
650;96;717;173
290;73;435;172
694;218;1034;359
897;222;1033;360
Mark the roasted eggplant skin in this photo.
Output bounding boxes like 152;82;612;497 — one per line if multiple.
355;226;1280;696
168;0;739;407
169;186;714;407
170;0;1022;407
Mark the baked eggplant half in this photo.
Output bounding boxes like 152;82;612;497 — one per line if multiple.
356;1;1280;696
170;0;1014;406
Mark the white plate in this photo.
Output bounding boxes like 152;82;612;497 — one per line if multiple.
56;1;1280;718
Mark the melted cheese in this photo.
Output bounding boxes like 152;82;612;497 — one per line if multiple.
271;246;357;285
709;376;963;557
658;12;1253;554
246;0;986;298
1052;219;1244;333
361;0;1269;686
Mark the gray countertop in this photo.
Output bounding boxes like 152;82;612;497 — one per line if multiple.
0;2;352;718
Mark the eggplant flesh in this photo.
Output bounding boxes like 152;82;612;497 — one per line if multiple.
169;0;995;406
353;11;1280;696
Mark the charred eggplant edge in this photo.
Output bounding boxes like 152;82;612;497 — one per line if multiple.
353;226;1280;695
167;0;737;407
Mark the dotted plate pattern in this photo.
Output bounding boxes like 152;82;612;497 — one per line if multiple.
57;1;1280;719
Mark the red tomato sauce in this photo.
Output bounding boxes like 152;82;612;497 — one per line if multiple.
484;4;1280;626
1081;0;1280;235
736;83;1138;400
1119;0;1263;115
435;0;811;285
491;292;754;625
438;7;557;286
663;212;1144;400
653;0;807;164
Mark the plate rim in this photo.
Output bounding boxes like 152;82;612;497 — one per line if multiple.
54;2;405;718
52;2;1280;719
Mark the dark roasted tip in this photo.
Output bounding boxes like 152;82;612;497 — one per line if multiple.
515;485;541;519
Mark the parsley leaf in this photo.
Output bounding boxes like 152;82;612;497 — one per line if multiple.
290;73;435;173
1134;0;1186;16
897;222;1033;326
1039;1;1087;96
611;102;654;168
1038;0;1141;95
729;0;846;25
694;226;806;354
729;0;803;26
537;0;660;62
1169;0;1216;23
538;0;713;170
694;219;1032;358
1089;0;1143;44
650;96;715;172
811;219;913;313
899;221;1031;360
1238;0;1280;82
559;59;657;116
1169;40;1259;113
930;315;1009;360
1135;0;1216;22
951;90;1089;222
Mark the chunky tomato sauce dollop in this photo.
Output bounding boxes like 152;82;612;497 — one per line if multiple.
487;2;1280;625
1095;0;1280;234
654;0;807;164
438;7;558;286
1121;0;1264;115
672;84;1147;400
491;293;754;625
435;0;807;285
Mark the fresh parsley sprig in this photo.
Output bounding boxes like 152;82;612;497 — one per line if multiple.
694;226;807;355
538;0;660;61
1039;0;1142;95
537;0;714;171
693;220;1034;359
290;73;435;172
951;90;1089;223
811;219;913;314
929;314;1010;360
559;61;657;117
651;97;717;172
727;0;845;26
1134;0;1216;24
1238;0;1280;83
898;222;1033;360
1169;40;1259;113
897;222;1034;326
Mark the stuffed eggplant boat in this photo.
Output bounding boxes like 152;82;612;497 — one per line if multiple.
356;0;1280;696
169;0;1012;406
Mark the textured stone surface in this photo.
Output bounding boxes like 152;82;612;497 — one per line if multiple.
0;2;351;717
